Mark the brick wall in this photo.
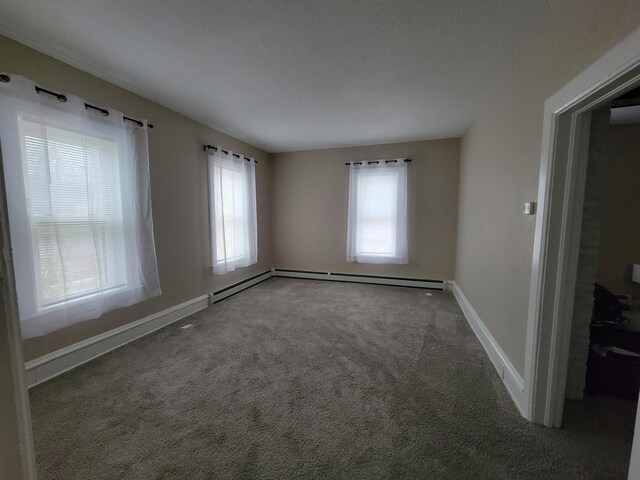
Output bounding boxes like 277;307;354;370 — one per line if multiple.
565;107;610;400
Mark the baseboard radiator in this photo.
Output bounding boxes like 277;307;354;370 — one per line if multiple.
25;270;274;388
272;268;447;291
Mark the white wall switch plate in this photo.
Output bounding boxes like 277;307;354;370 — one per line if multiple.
523;202;536;215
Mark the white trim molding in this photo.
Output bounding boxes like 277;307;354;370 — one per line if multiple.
452;282;526;417
25;294;210;388
273;269;447;290
25;269;274;388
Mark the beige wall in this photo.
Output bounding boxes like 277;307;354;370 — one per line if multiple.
272;139;460;280
456;1;640;375
0;35;273;361
596;123;640;300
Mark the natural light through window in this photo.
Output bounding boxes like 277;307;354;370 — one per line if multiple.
20;118;127;309
207;148;257;274
347;160;408;264
0;74;161;338
357;173;398;256
214;165;245;264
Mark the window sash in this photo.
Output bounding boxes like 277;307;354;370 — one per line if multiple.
213;165;247;265
19;116;129;311
355;172;399;257
347;162;408;265
32;219;127;308
207;150;257;275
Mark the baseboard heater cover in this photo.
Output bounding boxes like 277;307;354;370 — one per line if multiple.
25;269;273;388
209;270;273;303
272;269;447;290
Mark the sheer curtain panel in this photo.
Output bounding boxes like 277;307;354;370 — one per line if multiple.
347;160;408;264
0;74;161;338
207;148;257;274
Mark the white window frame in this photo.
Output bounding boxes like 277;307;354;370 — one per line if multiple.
207;148;258;275
346;160;408;264
18;116;131;314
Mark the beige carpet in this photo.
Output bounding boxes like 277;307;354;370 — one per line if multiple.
29;278;635;479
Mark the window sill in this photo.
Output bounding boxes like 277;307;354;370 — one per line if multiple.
38;283;132;315
348;254;408;265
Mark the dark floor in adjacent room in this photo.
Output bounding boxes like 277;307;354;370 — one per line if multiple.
29;278;636;479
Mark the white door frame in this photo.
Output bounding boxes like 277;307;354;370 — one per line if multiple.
524;25;640;427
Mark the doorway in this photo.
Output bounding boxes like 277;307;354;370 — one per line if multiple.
563;98;640;407
524;27;640;428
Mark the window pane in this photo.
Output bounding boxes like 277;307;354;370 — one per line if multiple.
22;120;118;220
35;222;125;305
362;174;396;218
357;173;398;255
214;166;246;264
19;117;126;308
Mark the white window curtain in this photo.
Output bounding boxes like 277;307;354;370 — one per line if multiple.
207;148;257;274
347;160;408;264
0;74;161;338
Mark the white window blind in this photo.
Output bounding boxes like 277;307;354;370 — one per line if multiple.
347;160;408;264
0;74;161;338
207;148;257;274
21;119;126;307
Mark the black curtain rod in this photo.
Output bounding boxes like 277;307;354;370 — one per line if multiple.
345;158;411;166
4;78;157;128
203;144;258;163
83;103;150;131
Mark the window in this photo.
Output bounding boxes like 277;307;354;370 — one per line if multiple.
347;160;408;264
0;75;161;338
207;148;257;274
20;119;126;307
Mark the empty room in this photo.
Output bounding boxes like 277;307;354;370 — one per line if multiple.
2;1;640;479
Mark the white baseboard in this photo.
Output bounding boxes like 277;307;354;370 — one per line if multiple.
273;269;446;290
25;270;274;388
451;281;526;417
25;295;209;388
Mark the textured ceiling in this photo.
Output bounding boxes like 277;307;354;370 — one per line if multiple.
0;0;551;152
